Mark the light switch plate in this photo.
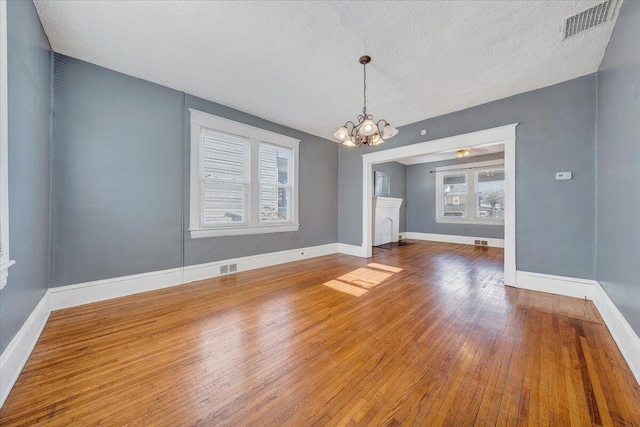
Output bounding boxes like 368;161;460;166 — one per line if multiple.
556;172;573;180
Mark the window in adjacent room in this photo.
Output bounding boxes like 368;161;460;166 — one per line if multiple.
435;160;504;225
441;171;467;218
475;168;505;220
189;109;300;238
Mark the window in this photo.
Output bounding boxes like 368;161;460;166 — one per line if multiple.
475;168;505;219
0;1;15;290
442;171;467;218
189;109;300;238
200;129;250;226
435;160;504;225
259;143;293;223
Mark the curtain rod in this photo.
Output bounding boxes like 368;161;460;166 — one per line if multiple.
429;167;476;174
429;166;504;174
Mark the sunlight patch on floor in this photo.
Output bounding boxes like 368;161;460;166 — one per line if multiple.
338;268;393;289
367;262;403;273
322;263;403;296
323;280;368;297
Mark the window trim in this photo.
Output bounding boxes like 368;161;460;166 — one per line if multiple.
0;0;15;290
435;159;504;226
189;109;300;239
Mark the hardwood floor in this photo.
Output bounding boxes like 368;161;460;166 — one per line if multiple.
1;241;639;426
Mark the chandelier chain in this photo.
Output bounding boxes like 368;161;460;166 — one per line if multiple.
363;62;367;116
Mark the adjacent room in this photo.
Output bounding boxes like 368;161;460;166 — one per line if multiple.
1;0;639;425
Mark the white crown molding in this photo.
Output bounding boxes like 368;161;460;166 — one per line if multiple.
405;232;504;248
0;290;51;408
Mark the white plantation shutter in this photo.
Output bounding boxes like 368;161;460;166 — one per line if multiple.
259;143;292;223
200;129;250;226
189;109;300;238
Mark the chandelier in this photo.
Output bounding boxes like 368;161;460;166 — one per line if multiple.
333;56;398;147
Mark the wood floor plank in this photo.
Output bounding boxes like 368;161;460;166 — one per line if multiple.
1;241;639;426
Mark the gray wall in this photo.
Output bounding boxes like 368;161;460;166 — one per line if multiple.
596;0;640;334
0;0;52;353
51;54;184;286
339;74;597;280
406;153;504;239
50;54;338;286
372;162;406;233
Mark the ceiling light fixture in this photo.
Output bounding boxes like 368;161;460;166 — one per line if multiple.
454;149;470;158
334;56;398;147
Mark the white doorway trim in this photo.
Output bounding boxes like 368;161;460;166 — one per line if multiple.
361;123;518;286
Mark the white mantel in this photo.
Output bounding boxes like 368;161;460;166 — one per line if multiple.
372;197;403;246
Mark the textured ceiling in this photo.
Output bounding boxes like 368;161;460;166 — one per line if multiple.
34;1;620;140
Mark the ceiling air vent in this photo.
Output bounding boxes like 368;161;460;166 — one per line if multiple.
563;0;617;40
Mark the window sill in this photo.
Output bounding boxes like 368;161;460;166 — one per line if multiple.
190;224;300;239
0;259;16;290
436;219;504;226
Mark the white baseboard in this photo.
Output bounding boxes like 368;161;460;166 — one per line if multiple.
404;232;504;248
592;283;640;384
515;270;640;384
0;290;51;408
515;270;596;300
51;267;184;311
337;243;367;258
182;243;338;283
51;243;340;310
